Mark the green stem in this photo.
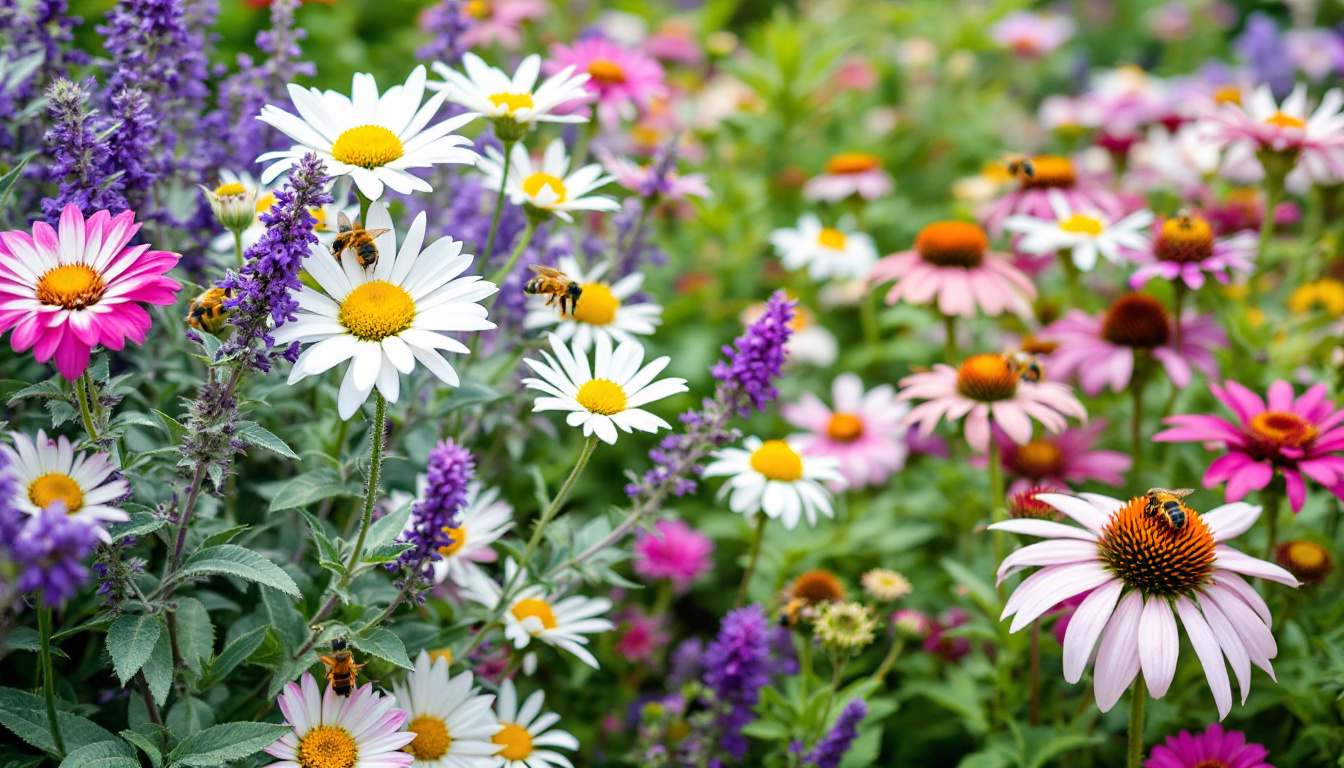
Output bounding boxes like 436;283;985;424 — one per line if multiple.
1029;620;1041;725
988;438;1005;598
355;188;372;226
1131;372;1148;482
942;313;958;364
1172;283;1186;353
1258;176;1283;266
735;514;769;608
869;637;904;683
39;604;65;758
1127;676;1146;768
815;657;844;740
232;230;245;270
1060;250;1080;307
861;291;880;348
486;218;539;301
481;141;515;264
1262;481;1284;559
74;372;100;445
344;393;387;582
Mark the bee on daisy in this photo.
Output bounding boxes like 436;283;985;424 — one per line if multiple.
476;138;620;223
1;430;129;541
265;672;415;768
1004;190;1154;272
522;256;662;351
390;651;502;768
431;53;592;142
703;436;844;529
463;560;614;669
490;679;579;768
769;213;879;282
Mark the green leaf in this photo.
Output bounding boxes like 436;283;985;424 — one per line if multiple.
152;410;188;444
0;688;117;757
174;597;215;677
201;625;268;688
361;542;412;564
269;651;319;698
299;509;343;574
365;498;411;550
108;511;166;541
942;558;1000;617
107;614;162;687
1;627;68;658
349;627;411;669
442;378;504;410
58;740;137;768
198;525;250;549
164;697;213;739
119;729;164;768
142;623;173;707
166;722;291;767
0;153;34;212
268;468;361;512
237;421;300;459
173;544;300;597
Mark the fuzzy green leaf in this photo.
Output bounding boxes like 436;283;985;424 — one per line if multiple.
107;614;162;687
172;544;300;597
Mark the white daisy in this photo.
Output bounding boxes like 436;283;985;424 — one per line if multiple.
702;436;844;530
521;333;687;445
391;650;502;768
490;679;579;768
522;255;661;352
395;480;514;587
2;430;129;542
431;53;591;138
275;202;498;420
768;213;878;281
477;139;620;222
463;560;614;669
258;65;478;201
1004;190;1153;271
265;672;415;768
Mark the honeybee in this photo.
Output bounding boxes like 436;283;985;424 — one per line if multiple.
524;265;584;317
1002;349;1045;383
1144;488;1195;531
318;636;365;696
186;287;234;334
330;212;390;269
1003;153;1036;180
779;598;809;627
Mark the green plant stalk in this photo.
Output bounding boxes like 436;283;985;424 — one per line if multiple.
345;393;388;579
1128;676;1145;768
355;188;372;226
1060;250;1081;307
487;217;539;297
480;141;515;263
1262;480;1284;559
74;372;100;445
869;637;903;683
734;514;769;608
988;438;1005;598
232;229;245;270
1131;371;1149;481
942;313;958;364
39;604;65;758
1172;282;1186;353
861;292;880;347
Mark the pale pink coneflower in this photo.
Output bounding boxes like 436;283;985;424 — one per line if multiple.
1128;212;1257;290
991;420;1131;494
633;518;714;592
1200;83;1344;183
782;373;909;490
989;11;1075;58
545;37;668;126
458;0;547;50
869;221;1036;319
992;491;1298;718
598;150;711;201
979;155;1124;235
802;153;894;203
897;353;1087;456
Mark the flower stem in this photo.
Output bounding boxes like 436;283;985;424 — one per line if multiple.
232;230;245;270
987;438;1006;598
1172;282;1186;353
735;514;769;608
486;218;538;302
942;313;958;364
861;292;880;347
355;188;372;225
1029;621;1041;725
1060;250;1080;307
503;435;599;597
1130;373;1148;482
345;393;387;579
1127;675;1146;768
869;637;904;683
1262;480;1284;559
481;140;515;264
1257;176;1282;266
74;372;100;445
39;603;65;758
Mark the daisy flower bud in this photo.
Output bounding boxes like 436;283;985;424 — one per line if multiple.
861;568;912;602
200;181;259;234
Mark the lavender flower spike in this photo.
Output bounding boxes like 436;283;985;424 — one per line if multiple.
12;503;100;608
40;78;127;221
398;439;475;581
805;700;868;768
713;291;796;417
703;604;772;759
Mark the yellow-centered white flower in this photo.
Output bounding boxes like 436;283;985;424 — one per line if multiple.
258;65;478;201
522;333;688;445
391;650;502;768
276;203;497;420
522;255;662;353
463;560;614;669
1004;190;1153;271
769;213;878;281
703;436;845;529
489;679;579;768
396;479;514;587
477;139;620;222
1;430;129;541
431;53;591;128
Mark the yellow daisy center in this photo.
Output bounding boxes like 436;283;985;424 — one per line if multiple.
214;182;247;197
404;715;451;761
586;59;627;85
331;125;404;169
493;723;534;760
37;264;105;310
749;439;804;482
466;0;492;17
311;206;330;231
338;281;415;341
28;473;83;512
522;172;568;203
438;525;468;557
1265;111;1306;130
826;413;864;443
816;227;847;249
489;92;535;113
955;354;1020;402
570;282;619;325
1020;155;1076;189
1057;213;1104;236
1213;85;1242;104
576;378;627;416
824;152;881;175
256;192;277;214
511;597;558;631
426;648;453;664
297;725;358;768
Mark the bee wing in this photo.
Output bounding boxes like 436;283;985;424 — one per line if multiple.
337;212;353;232
1171;489;1195;498
364;228;391;239
530;265;561;277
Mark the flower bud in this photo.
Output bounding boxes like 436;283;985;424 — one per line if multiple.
201;182;258;233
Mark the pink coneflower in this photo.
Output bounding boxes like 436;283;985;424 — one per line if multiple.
802;153;894;203
1145;723;1273;768
598;150;711;201
979;155;1124;235
993;421;1131;494
457;0;547;50
989;12;1075;58
646;19;704;65
1201;84;1344;183
924;607;972;661
546;37;667;126
633;518;714;592
1040;293;1226;396
898;353;1087;455
1204;188;1301;236
613;608;670;663
1129;212;1257;290
993;492;1297;718
869;221;1036;319
1155;380;1344;512
782;373;909;490
0;204;181;380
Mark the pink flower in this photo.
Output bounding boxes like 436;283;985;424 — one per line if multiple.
546;37;667;126
633;519;714;592
802;153;893;202
898;353;1087;456
1155;380;1344;512
613;608;670;663
869;221;1036;319
458;0;547;50
598;150;711;201
989;12;1075;57
0;204;181;380
1129;212;1257;290
1145;723;1274;768
646;20;704;65
924;607;972;661
1200;84;1344;183
992;492;1298;718
783;373;909;489
1040;293;1226;396
993;420;1131;494
979;155;1124;235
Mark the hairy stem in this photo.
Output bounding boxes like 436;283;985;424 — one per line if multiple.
39;604;65;758
346;393;388;578
74;372;100;445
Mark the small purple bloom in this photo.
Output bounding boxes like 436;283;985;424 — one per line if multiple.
713;291;796;417
1234;13;1295;98
397;439;475;580
40;78;128;221
805;700;868;768
703;604;772;759
12;503;100;607
418;0;470;65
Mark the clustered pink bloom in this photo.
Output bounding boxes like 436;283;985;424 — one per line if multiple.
802;152;894;203
989;11;1075;58
870;221;1036;319
783;373;909;490
1128;213;1257;290
546;37;667;126
459;0;547;50
1145;723;1274;768
633;518;714;592
979;155;1124;235
992;421;1131;494
1156;380;1344;512
613;608;671;663
924;607;972;661
0;204;181;380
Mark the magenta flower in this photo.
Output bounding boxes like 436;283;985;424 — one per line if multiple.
633;518;714;592
1041;293;1226;396
613;608;671;663
546;37;667;126
0;204;181;380
783;373;909;490
992;492;1297;718
992;420;1131;494
458;0;547;50
979;155;1124;235
869;221;1036;319
1145;723;1274;768
898;353;1087;455
1129;213;1257;290
1155;380;1344;512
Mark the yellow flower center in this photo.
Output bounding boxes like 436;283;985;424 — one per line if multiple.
576;378;627;416
438;525;468;557
1288;279;1344;317
214;182;247;197
338;281;415;341
587;59;627;85
489;92;535;113
522;172;567;203
1276;540;1333;586
1098;497;1215;597
311;206;330;232
1265;111;1306;130
1213;85;1242;104
816;227;847;249
493;723;534;760
824;152;881;175
256;192;278;214
826;413;864;443
1020;155;1076;189
955;354;1020;402
297;725;358;768
1057;213;1104;236
404;715;451;761
331;125;404;169
1156;214;1215;263
749;439;804;482
570;282;619;325
28;473;83;512
36;264;105;310
466;0;492;17
511;597;558;631
427;647;454;665
1249;411;1319;449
